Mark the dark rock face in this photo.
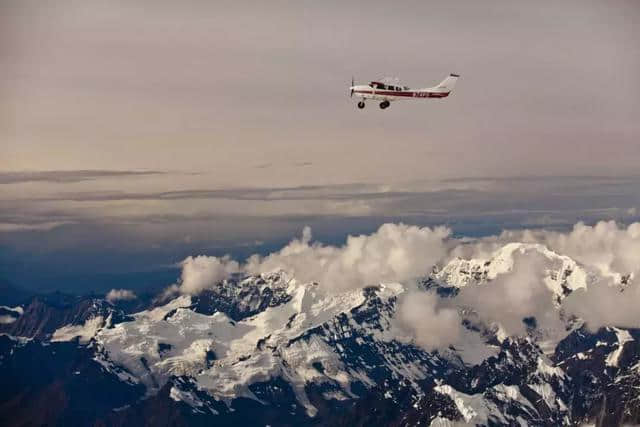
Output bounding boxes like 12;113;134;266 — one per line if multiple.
0;336;145;427
190;272;292;320
552;327;640;426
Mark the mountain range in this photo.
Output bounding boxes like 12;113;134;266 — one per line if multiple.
1;242;639;426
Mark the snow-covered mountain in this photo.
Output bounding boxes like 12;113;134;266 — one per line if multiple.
1;243;639;426
435;242;591;300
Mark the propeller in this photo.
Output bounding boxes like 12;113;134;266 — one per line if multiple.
350;76;354;97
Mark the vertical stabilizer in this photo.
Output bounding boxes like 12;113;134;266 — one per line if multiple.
431;74;459;92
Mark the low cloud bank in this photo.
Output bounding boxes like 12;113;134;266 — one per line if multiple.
244;224;451;292
106;289;137;302
506;221;640;282
174;223;451;294
168;220;640;351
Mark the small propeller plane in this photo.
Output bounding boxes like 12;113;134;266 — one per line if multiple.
349;74;459;109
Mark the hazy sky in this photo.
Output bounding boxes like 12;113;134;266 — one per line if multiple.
1;0;639;292
3;0;639;184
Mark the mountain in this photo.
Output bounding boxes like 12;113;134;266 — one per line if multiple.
1;243;639;426
434;242;591;301
0;278;33;307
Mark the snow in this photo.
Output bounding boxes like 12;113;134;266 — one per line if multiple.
0;315;17;324
0;333;31;345
94;281;371;416
434;381;555;426
0;305;23;324
0;305;24;315
170;386;218;414
434;383;507;425
535;355;566;379
51;316;104;344
528;382;559;410
437;243;590;300
605;327;633;367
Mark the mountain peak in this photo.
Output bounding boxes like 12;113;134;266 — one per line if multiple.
435;242;590;302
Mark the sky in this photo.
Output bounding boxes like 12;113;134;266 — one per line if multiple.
1;0;639;293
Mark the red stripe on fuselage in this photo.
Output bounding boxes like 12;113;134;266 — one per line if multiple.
353;90;449;98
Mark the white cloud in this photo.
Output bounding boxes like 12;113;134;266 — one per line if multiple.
105;289;137;303
540;221;640;281
172;223;451;295
393;291;463;351
178;255;241;294
480;221;640;282
563;280;640;331
455;251;564;337
244;223;451;292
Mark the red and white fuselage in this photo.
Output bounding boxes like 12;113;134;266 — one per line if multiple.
350;74;459;109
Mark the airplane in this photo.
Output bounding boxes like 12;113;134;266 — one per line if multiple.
349;74;459;109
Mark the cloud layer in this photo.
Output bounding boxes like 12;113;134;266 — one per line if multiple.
244;224;451;292
167;220;640;353
172;224;451;294
0;170;166;185
105;289;137;303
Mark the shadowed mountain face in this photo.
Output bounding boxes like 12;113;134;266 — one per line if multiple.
1;245;640;427
0;279;32;307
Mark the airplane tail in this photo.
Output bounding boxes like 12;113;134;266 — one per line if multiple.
433;73;459;92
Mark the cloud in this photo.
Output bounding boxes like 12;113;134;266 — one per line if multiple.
244;223;451;292
177;255;241;294
0;221;70;232
538;221;640;281
171;223;451;294
0;170;166;184
105;289;137;302
391;221;640;352
563;281;640;331
455;251;565;337
393;291;463;351
480;221;640;282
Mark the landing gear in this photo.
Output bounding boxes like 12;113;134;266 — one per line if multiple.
357;101;365;109
379;101;390;109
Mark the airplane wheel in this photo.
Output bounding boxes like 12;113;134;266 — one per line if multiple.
357;101;365;109
379;101;390;109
